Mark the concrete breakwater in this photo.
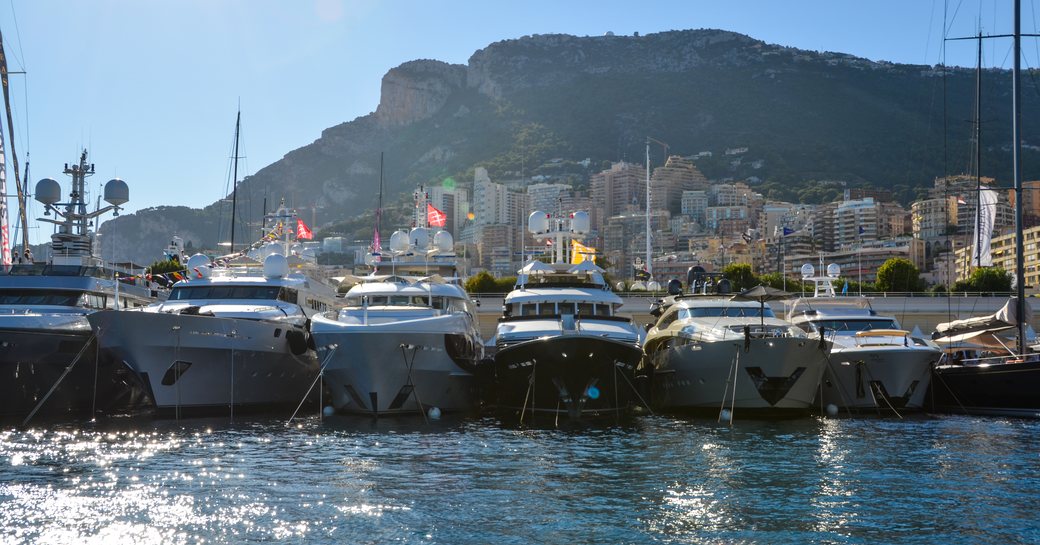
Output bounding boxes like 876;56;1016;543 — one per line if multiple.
472;295;1024;340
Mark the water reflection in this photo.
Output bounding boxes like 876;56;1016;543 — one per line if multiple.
1;414;1039;544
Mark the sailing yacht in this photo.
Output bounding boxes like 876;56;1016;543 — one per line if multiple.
1;151;159;419
929;3;1040;418
485;210;645;422
641;276;829;416
309;188;482;416
786;263;939;413
87;201;339;415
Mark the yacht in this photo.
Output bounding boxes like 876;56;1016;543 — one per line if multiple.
786;263;939;413
641;275;829;416
486;210;644;422
87;202;339;416
310;190;482;416
1;151;160;419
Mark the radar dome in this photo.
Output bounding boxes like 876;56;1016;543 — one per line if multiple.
389;230;410;252
409;227;429;249
433;230;454;253
631;281;647;291
800;263;815;279
826;263;841;278
570;211;590;235
667;278;683;296
647;280;661;292
34;178;61;205
104;178;129;206
185;254;211;280
264;253;289;278
616;282;626;291
528;211;549;234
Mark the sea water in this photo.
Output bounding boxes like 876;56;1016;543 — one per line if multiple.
1;414;1038;544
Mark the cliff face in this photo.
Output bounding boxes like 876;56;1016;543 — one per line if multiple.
96;29;1036;265
375;60;467;127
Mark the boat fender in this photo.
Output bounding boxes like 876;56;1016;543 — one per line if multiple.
818;327;827;350
305;319;317;350
743;325;751;352
286;329;308;355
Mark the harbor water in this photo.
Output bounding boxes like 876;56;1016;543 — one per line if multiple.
2;414;1038;544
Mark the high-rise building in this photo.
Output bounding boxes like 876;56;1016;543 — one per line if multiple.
527;183;574;215
681;190;708;225
650;155;709;215
589;161;645;232
427;185;468;237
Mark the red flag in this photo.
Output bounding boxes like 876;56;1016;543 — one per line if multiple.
296;218;313;240
427;203;447;227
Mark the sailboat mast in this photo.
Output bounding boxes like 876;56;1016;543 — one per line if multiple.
645;140;652;280
229;110;241;253
1012;0;1026;355
377;152;383;246
975;31;983;269
0;29;28;253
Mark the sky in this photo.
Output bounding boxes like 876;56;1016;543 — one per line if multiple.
2;0;1040;245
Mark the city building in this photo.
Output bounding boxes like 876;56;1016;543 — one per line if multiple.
589;161;646;232
650;155;709;215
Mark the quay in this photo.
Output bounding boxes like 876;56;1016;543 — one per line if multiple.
471;294;1026;340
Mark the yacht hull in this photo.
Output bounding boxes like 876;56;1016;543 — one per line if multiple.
0;326;144;418
313;324;480;416
490;335;642;421
820;347;936;412
929;360;1040;418
88;311;318;414
647;337;828;415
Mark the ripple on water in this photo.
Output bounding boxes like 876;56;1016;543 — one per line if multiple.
1;415;1039;544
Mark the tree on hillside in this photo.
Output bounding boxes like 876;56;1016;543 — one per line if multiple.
722;263;758;292
874;258;923;293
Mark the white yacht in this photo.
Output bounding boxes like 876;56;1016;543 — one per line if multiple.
642;278;829;416
87;202;340;415
487;211;645;422
1;151;160;419
310;194;482;416
786;263;938;413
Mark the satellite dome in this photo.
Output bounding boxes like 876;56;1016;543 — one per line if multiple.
409;227;429;249
800;263;815;279
34;178;61;205
647;280;661;292
826;263;841;278
104;178;129;206
433;230;454;253
528;211;549;234
389;230;410;252
185;254;211;280
264;253;289;278
570;211;590;235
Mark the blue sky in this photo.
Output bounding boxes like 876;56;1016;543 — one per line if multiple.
2;0;1038;244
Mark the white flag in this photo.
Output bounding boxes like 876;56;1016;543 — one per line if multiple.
972;188;997;267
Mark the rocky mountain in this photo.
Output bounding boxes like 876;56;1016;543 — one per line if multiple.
96;29;1039;264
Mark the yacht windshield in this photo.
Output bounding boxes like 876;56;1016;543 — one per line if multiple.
809;319;898;332
0;289;83;306
679;306;776;319
169;285;284;301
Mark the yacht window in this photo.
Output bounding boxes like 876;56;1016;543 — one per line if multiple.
577;303;594;316
522;304;536;316
596;304;612;317
278;287;299;304
432;297;446;310
560;303;575;315
368;296;388;305
809;319;898;332
539;303;556;316
0;289;83;306
169;286;283;301
680;306;776;319
657;310;681;329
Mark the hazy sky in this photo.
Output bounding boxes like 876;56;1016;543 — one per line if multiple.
1;0;1038;244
